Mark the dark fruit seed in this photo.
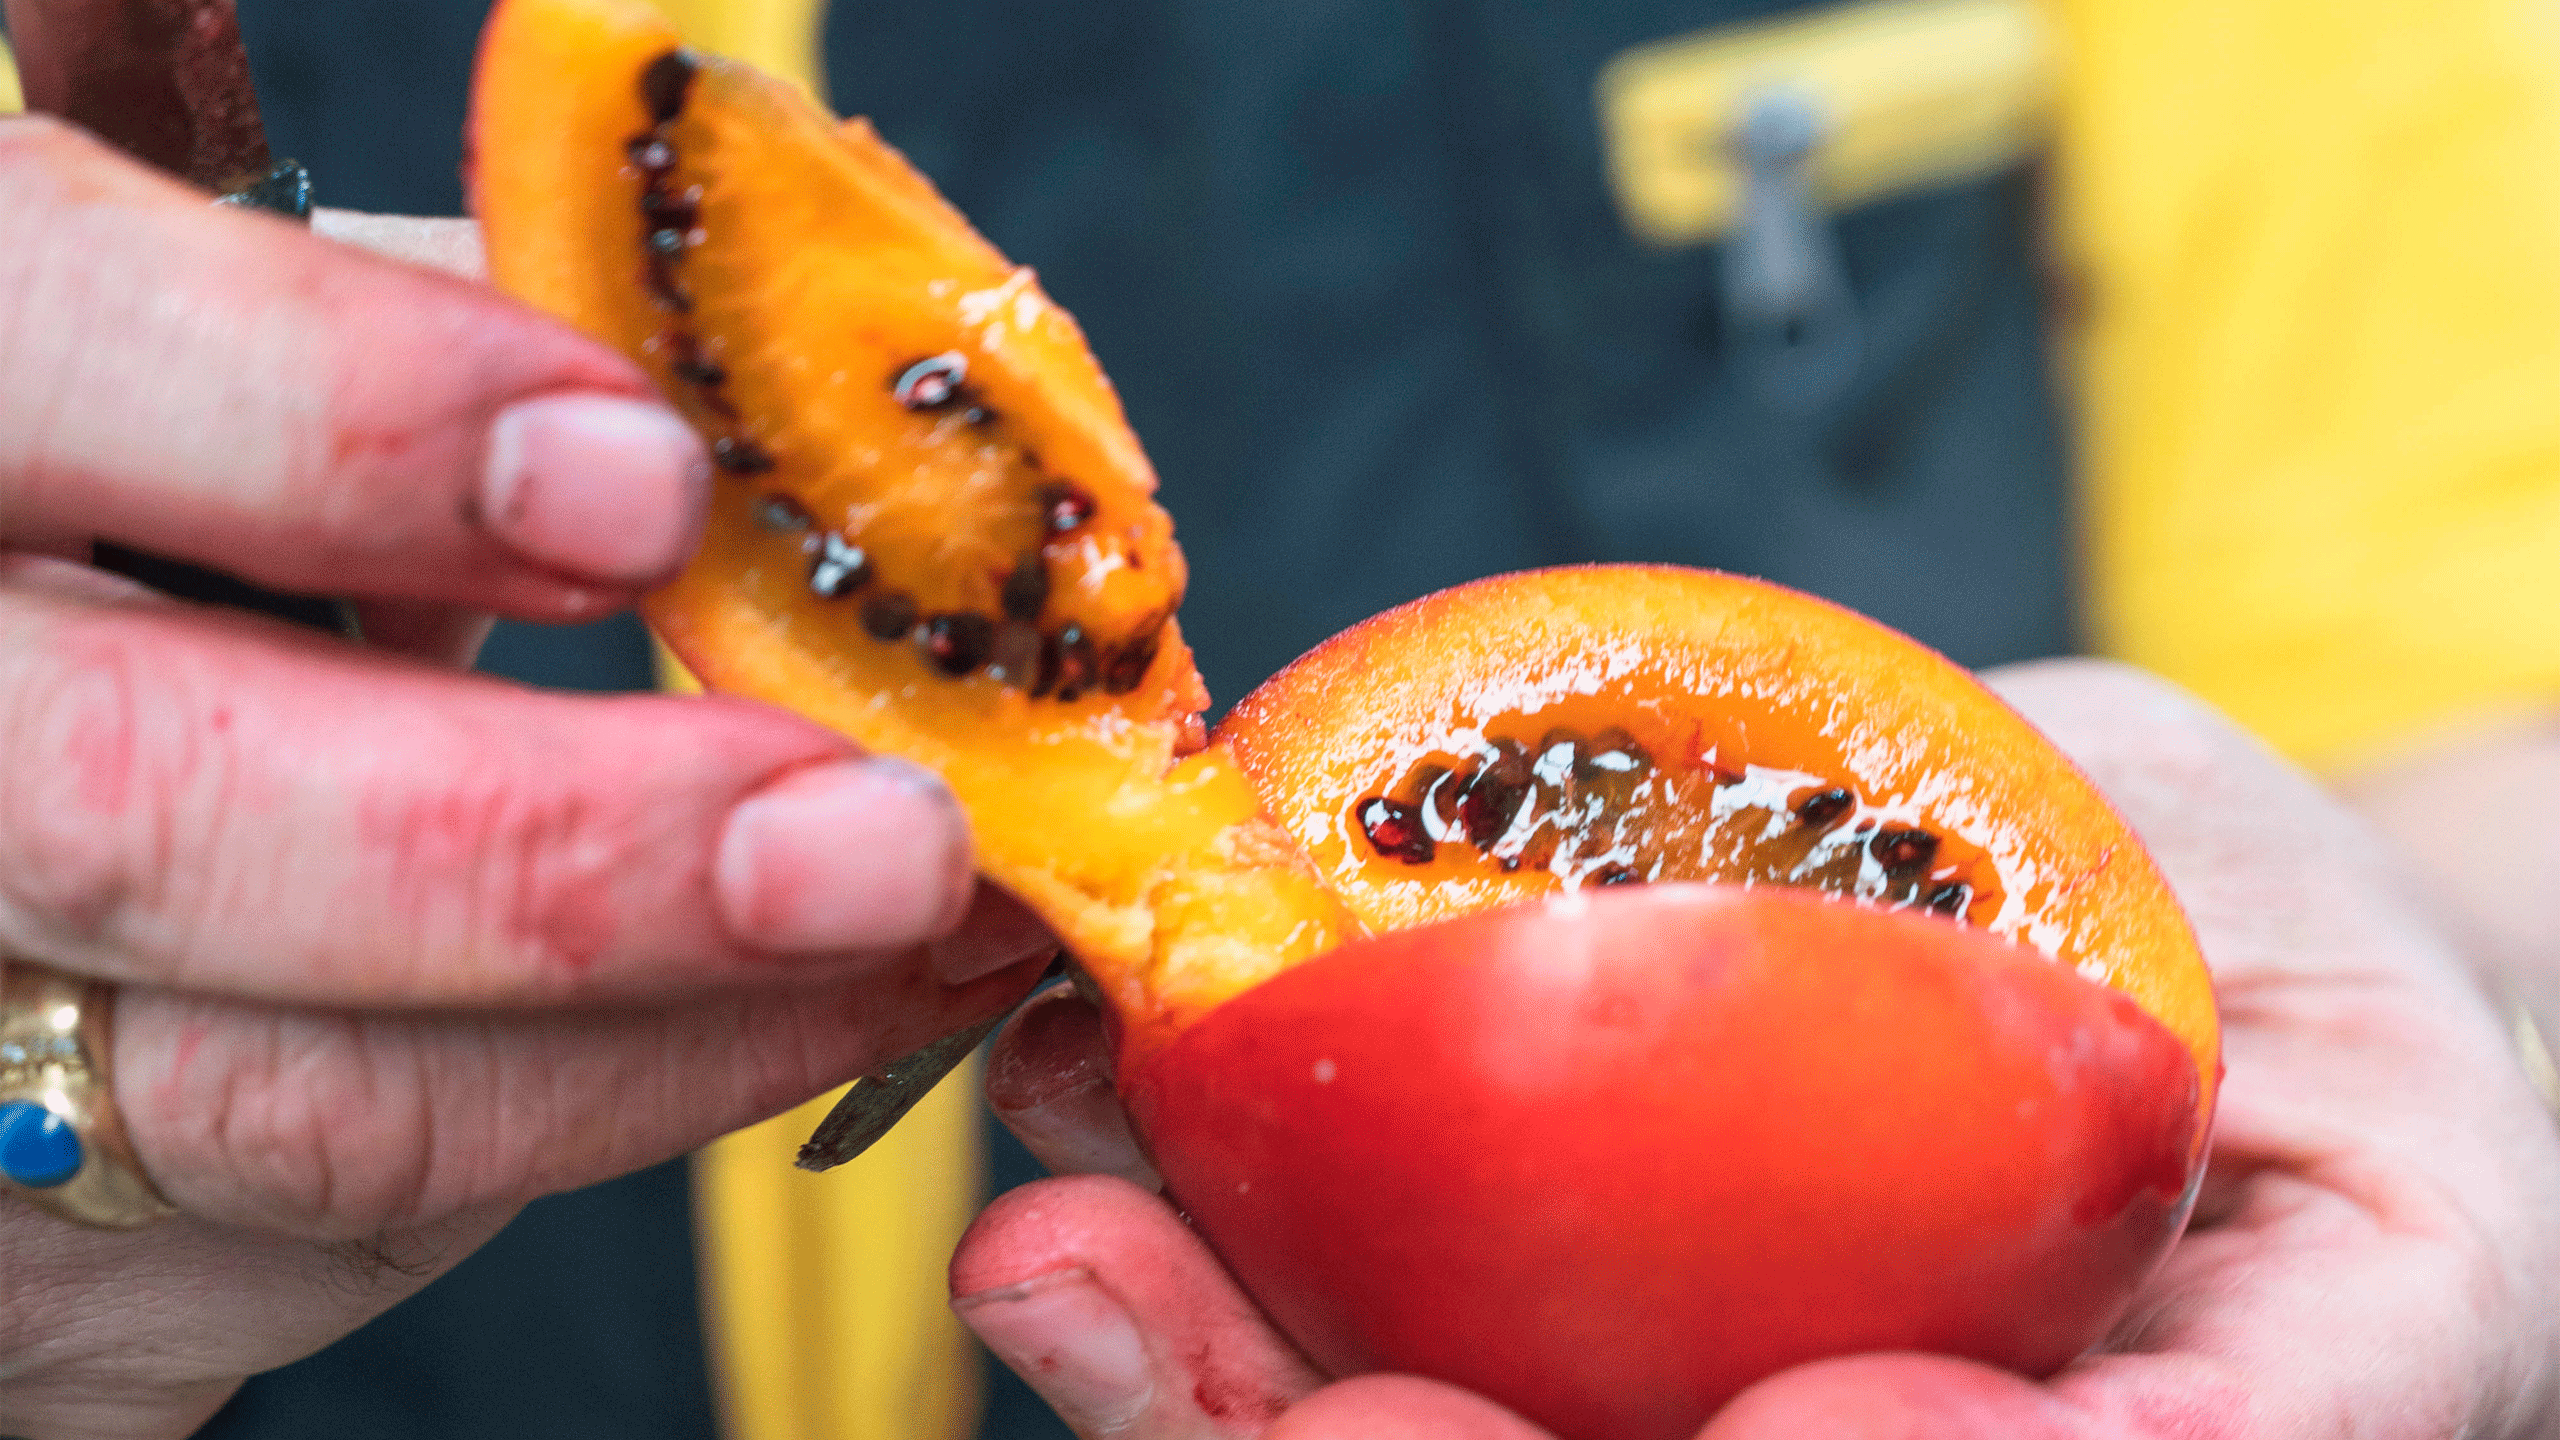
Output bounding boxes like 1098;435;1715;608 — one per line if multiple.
893;352;969;410
1796;788;1855;829
644;255;691;313
962;405;993;426
1001;555;1050;621
1052;624;1095;701
672;356;727;386
808;533;872;599
921;612;994;676
1102;628;1161;693
641;189;698;227
753;493;811;533
1032;631;1062;697
1581;728;1651;777
640;49;697;124
1457;775;1524;849
712;437;775;475
861;591;917;641
1356;797;1437;865
986;621;1044;689
626;136;676;172
1592;864;1643;886
1926;882;1972;916
1039;482;1097;533
648;227;688;257
1871;828;1940;873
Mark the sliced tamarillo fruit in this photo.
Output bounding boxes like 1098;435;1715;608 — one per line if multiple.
1218;565;2219;1092
471;0;1357;1037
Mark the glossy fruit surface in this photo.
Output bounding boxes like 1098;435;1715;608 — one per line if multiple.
1125;885;2206;1440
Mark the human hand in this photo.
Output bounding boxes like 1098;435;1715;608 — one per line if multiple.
952;661;2560;1439
0;118;1055;1440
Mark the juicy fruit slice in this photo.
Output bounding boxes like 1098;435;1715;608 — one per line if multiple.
1125;885;2208;1440
1219;566;2219;1093
471;0;1353;1006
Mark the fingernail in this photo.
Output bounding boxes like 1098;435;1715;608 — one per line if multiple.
956;1267;1154;1430
717;756;975;955
928;888;1058;985
481;393;710;585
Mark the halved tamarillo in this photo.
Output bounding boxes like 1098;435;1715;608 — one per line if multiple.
1217;565;2218;1093
470;4;2220;1433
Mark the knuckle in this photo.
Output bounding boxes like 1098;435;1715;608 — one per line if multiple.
0;620;171;950
360;766;645;993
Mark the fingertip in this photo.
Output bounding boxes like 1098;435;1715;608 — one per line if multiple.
714;755;975;957
1700;1355;2081;1440
927;883;1058;986
1268;1376;1557;1440
479;393;711;587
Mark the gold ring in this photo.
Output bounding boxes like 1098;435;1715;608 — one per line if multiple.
0;959;177;1230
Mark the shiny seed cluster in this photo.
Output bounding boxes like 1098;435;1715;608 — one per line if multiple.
1355;731;1980;918
625;50;1165;701
1357;727;1656;886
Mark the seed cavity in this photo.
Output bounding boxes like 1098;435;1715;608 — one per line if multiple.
627;136;676;173
754;493;812;533
1870;828;1939;874
1352;729;1994;917
921;612;994;675
1357;796;1436;865
1039;482;1097;533
1102;625;1161;694
1050;624;1096;701
894;353;970;411
861;591;918;641
712;437;775;475
986;621;1044;688
1795;788;1854;829
1001;554;1050;622
640;49;698;125
809;533;872;599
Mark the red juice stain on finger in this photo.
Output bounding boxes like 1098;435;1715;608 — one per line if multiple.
356;784;623;975
1184;1346;1290;1426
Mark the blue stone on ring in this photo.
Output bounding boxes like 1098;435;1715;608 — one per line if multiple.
0;1099;83;1189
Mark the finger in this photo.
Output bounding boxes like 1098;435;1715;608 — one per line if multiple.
112;948;1048;1236
984;983;1161;1190
0;118;704;615
347;598;496;669
953;1175;1324;1438
1266;1377;1557;1440
0;586;978;1004
312;209;487;279
1697;1355;2095;1440
929;882;1060;986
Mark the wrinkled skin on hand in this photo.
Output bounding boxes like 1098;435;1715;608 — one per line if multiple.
0;119;1054;1440
960;662;2560;1440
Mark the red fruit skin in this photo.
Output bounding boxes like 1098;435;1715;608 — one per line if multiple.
1120;885;2207;1440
